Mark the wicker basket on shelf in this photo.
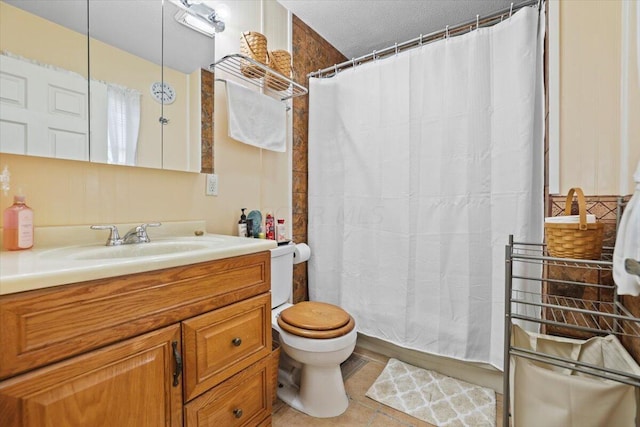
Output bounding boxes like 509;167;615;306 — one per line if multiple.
270;341;281;404
266;50;292;91
240;31;267;78
544;187;604;260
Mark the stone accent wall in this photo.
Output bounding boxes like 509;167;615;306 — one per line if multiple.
291;16;346;303
200;68;214;174
545;193;640;361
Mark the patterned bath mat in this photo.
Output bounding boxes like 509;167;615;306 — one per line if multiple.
365;358;495;427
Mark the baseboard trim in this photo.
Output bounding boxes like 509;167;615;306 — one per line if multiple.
355;333;504;394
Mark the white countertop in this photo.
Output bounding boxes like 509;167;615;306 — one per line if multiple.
0;221;277;295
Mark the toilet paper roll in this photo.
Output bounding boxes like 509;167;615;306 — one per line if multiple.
293;243;311;264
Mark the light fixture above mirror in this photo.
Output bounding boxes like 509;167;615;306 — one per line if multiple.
172;0;225;38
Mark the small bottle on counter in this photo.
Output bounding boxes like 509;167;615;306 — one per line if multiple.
246;218;254;238
238;208;248;237
3;194;34;251
276;219;287;243
265;212;275;240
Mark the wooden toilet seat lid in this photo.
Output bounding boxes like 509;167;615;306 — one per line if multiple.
277;301;355;339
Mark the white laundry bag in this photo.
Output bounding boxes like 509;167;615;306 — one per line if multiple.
510;324;640;427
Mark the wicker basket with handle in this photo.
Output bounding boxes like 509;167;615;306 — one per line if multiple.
266;50;292;91
544;187;604;260
240;31;267;78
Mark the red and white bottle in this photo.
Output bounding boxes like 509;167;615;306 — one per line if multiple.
3;195;34;250
276;219;286;243
265;213;275;240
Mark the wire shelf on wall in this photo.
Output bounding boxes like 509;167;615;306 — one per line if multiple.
210;53;308;101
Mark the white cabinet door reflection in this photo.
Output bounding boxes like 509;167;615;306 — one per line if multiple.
0;54;88;161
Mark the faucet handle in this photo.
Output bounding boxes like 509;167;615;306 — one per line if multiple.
138;222;162;242
90;225;122;246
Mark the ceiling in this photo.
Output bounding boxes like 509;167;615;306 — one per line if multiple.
277;0;520;60
6;0;524;76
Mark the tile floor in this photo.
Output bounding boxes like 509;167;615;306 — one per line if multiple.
272;347;504;427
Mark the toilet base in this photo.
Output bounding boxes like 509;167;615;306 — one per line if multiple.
276;355;349;418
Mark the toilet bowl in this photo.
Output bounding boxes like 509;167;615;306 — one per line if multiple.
270;245;357;418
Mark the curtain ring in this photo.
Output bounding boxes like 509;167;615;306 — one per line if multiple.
334;64;338;75
352;58;356;69
445;25;449;39
509;2;514;17
476;14;480;29
395;43;398;56
373;50;376;61
419;34;423;45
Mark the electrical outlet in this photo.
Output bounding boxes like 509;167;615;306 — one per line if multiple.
206;174;218;196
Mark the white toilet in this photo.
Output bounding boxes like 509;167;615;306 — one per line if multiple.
270;244;357;418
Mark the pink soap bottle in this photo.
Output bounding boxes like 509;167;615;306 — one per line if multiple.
3;195;34;250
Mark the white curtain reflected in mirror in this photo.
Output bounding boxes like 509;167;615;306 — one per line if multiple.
106;84;141;166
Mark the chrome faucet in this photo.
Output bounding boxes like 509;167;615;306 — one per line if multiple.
122;223;161;244
91;222;162;246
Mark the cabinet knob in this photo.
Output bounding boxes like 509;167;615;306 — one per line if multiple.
233;408;243;419
232;337;242;347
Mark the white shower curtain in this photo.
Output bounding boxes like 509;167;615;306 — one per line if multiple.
308;6;544;368
107;84;141;166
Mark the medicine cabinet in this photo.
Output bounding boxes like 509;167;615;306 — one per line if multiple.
0;0;213;173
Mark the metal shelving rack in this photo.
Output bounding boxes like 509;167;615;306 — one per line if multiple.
503;236;640;427
211;53;308;101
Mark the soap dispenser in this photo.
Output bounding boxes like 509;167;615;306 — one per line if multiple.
3;193;34;250
238;208;248;237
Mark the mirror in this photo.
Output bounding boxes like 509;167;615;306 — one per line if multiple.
161;0;215;173
0;0;213;173
88;0;163;169
0;1;89;161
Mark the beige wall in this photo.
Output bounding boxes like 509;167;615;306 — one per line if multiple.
559;0;640;195
0;0;291;238
627;0;640;192
212;0;292;231
0;2;87;77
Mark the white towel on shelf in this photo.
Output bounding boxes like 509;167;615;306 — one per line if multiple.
613;161;640;295
225;80;286;152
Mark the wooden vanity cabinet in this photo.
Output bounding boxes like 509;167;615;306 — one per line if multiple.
0;251;273;426
0;325;183;427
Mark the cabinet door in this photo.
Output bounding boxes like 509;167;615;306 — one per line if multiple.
184;357;271;427
182;293;271;401
0;325;182;427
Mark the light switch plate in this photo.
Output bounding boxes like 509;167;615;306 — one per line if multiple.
206;174;218;196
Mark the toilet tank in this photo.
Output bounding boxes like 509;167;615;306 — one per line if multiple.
270;244;295;309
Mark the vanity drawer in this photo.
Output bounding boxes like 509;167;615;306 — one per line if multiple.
0;252;270;379
182;293;271;401
184;357;271;427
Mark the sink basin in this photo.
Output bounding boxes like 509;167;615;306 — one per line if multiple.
1;222;280;296
40;237;227;261
73;241;212;260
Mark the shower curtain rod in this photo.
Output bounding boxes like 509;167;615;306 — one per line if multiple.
307;0;540;79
